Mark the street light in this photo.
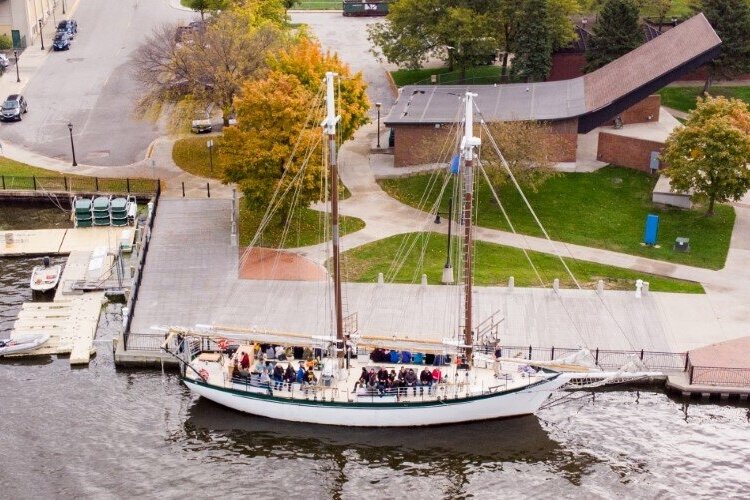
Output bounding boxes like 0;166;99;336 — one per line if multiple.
67;122;77;166
207;139;214;174
434;197;454;284
14;50;19;83
39;19;45;51
62;0;66;14
375;102;382;149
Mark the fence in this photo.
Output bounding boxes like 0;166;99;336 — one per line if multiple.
688;365;750;387
493;345;687;372
0;175;159;196
122;181;161;348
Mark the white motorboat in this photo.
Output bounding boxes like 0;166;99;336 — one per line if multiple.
29;257;61;292
0;334;50;357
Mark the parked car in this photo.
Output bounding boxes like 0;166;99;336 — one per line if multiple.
1;94;28;121
57;19;77;38
191;111;212;133
0;54;8;68
52;33;71;51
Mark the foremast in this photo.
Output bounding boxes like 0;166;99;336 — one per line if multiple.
461;92;481;363
322;71;345;358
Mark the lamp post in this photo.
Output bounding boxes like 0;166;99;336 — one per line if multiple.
39;19;45;50
375;102;382;149
62;0;66;14
207;139;214;174
14;50;19;83
433;197;454;284
67;122;77;166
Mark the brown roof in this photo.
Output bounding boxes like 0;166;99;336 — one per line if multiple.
584;13;721;111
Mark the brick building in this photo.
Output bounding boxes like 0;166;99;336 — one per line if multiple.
384;14;720;169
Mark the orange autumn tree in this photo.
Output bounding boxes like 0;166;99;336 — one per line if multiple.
220;36;369;220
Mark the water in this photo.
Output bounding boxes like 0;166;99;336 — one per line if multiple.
2;256;750;497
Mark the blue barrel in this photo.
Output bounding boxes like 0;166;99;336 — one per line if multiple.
643;214;659;246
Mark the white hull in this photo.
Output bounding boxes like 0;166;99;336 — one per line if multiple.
30;264;61;292
184;374;569;427
0;334;50;356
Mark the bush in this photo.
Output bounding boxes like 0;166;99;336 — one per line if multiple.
0;34;12;50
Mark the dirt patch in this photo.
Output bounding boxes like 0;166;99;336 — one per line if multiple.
239;247;327;281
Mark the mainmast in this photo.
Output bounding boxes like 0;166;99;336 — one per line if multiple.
461;92;481;363
322;71;344;358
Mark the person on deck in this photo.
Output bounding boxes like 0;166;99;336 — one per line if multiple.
284;364;296;390
240;352;250;372
273;363;284;390
353;367;368;393
304;367;317;385
404;368;418;395
420;367;432;394
296;362;306;383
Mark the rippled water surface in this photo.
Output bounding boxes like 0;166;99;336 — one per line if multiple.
2;255;750;498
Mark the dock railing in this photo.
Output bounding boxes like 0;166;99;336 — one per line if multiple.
484;345;687;372
0;175;159;197
687;364;750;387
122;181;161;349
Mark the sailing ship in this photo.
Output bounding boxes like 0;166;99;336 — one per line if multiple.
163;73;653;427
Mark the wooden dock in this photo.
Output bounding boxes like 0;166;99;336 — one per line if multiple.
1;226;133;257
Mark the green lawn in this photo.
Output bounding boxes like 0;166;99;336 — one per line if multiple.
391;66;503;87
379;166;735;270
240;202;364;248
0;159;158;193
295;0;342;9
173;135;224;180
341;233;704;293
658;86;750;113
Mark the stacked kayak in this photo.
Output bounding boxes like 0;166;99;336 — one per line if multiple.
74;198;93;227
92;196;111;226
110;197;128;226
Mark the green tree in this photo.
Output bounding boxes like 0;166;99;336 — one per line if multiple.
511;0;553;82
584;0;642;72
185;0;226;21
638;0;672;30
662;96;750;215
698;0;750;93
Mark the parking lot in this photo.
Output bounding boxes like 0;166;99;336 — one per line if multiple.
0;0;192;166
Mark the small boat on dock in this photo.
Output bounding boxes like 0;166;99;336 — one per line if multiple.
0;333;50;357
29;257;61;292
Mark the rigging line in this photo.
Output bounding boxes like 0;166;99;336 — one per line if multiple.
475;114;582;290
477;162;546;288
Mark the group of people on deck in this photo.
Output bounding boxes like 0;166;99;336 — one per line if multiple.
354;366;444;396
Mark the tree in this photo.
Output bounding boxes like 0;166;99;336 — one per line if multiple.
584;0;642;72
269;37;370;142
131;12;285;129
638;0;672;31
698;0;750;93
184;0;225;21
511;0;553;82
220;72;323;218
662;96;750;215
480;121;562;193
220;39;369;216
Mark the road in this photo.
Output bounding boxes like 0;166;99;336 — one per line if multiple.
0;0;193;166
290;12;397;115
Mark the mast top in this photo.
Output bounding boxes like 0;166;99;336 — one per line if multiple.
321;71;340;136
461;92;481;161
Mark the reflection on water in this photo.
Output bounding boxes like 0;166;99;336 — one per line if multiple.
2;255;750;497
0;200;71;230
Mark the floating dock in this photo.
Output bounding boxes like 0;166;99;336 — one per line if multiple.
1;226;133;257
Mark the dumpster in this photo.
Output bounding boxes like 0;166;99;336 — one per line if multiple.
343;0;389;17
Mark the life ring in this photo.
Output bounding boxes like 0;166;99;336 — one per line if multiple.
198;368;209;381
217;338;229;350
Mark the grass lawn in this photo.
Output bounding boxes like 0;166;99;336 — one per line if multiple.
341;233;703;293
173;135;224;180
239;202;364;248
391;66;502;87
658;86;750;113
379;166;735;270
0;158;158;193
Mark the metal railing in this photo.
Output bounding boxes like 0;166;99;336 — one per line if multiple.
122;181;161;348
488;345;687;372
688;365;750;387
0;175;159;195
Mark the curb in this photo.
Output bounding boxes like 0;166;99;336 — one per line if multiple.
384;70;398;99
